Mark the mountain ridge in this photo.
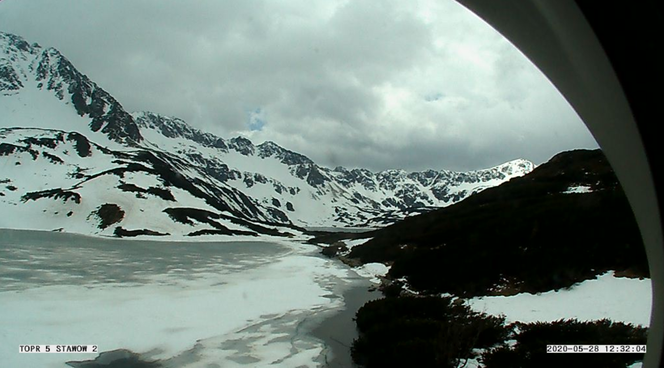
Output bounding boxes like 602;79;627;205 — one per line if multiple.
1;31;534;237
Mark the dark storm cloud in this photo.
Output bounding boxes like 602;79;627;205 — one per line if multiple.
0;0;598;172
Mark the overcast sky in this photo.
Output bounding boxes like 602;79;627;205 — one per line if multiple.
0;0;598;172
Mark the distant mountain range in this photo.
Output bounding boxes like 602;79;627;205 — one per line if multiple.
0;31;533;237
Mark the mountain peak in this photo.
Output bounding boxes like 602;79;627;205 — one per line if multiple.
0;32;35;54
1;32;142;145
229;136;255;155
257;140;314;166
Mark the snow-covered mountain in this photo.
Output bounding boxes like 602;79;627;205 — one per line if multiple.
0;32;534;237
133;110;534;228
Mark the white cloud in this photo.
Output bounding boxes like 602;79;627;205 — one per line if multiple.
0;0;598;171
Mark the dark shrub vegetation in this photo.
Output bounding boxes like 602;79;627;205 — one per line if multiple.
22;188;82;204
113;227;169;237
118;182;175;201
351;296;508;368
95;203;125;229
352;297;648;368
482;319;648;368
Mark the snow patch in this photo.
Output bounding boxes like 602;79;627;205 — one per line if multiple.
341;237;371;250
467;272;652;326
354;262;390;284
563;185;594;194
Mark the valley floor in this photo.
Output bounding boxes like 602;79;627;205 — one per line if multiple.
0;229;653;368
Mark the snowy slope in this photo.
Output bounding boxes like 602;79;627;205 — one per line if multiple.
0;127;297;238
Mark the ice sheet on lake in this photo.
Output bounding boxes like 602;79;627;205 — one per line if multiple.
0;230;366;368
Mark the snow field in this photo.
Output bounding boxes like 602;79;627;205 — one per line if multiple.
467;271;652;326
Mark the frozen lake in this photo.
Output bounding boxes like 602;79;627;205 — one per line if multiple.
0;229;374;368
